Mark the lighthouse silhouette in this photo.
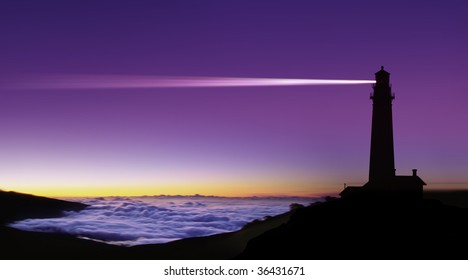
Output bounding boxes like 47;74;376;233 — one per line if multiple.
340;67;425;199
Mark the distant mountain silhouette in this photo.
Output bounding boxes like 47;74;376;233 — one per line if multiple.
423;190;468;208
0;190;87;225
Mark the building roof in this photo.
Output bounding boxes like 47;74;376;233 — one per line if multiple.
391;175;427;186
339;186;363;197
340;175;426;197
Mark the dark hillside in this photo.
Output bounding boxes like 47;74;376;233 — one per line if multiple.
239;196;468;259
0;190;87;225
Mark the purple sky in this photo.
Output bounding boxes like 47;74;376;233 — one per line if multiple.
0;0;467;196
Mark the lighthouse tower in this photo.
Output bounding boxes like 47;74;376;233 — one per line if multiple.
369;66;395;183
340;67;426;199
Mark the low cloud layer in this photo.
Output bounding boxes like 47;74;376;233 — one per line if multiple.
9;196;315;246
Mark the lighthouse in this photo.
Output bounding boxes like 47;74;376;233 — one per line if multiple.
369;66;395;183
340;67;425;199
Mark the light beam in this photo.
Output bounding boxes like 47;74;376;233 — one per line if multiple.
6;74;375;90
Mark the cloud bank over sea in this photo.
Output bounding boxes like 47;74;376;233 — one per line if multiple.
9;196;316;246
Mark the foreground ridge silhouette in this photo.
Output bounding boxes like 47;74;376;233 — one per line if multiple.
238;196;468;259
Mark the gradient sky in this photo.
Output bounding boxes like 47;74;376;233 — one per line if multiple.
0;0;467;197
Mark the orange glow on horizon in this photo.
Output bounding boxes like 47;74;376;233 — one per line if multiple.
2;180;340;198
